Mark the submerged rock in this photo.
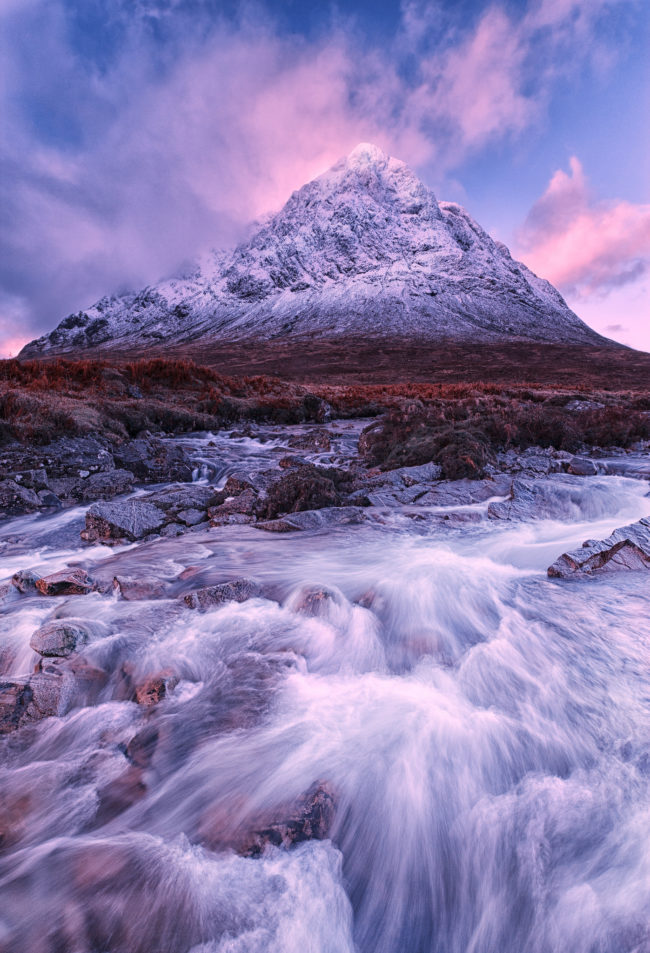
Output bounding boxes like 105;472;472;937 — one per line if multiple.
134;671;179;707
113;575;169;601
548;516;650;578
257;506;367;533
240;782;336;856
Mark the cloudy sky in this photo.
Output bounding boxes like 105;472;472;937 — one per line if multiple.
1;0;648;354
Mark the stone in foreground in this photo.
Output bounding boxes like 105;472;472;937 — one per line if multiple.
548;517;650;577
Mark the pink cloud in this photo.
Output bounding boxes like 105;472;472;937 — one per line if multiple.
517;157;650;295
0;0;643;356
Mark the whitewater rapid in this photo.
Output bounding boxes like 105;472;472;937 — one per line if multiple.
1;425;650;953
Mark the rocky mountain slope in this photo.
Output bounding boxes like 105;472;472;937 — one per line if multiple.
21;143;603;356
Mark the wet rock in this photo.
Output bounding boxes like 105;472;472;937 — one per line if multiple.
548;516;650;578
44;436;115;477
257;506;367;532
35;654;108;704
240;782;336;856
176;508;205;526
183;578;260;611
258;464;342;520
82;499;166;542
0;480;40;517
487;476;595;521
36;489;62;508
113;575;168;601
287;430;332;452
208;488;258;524
113;436;192;483
0;673;75;733
29;620;91;657
416;475;512;507
35;568;93;596
289;585;344;618
566;456;598;476
11;569;42;593
95;767;147;824
125;725;159;768
71;468;135;503
134;670;179;707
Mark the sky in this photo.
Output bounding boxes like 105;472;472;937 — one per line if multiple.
1;0;648;355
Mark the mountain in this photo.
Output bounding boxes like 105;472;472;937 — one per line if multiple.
21;143;603;356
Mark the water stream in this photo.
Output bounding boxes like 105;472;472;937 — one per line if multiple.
1;424;650;953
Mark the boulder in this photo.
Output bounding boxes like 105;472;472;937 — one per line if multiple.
29;620;91;657
0;480;40;516
134;670;179;707
566;456;598;476
548;516;650;578
113;575;168;601
257;506;367;533
289;585;345;619
287;430;332;452
35;568;93;596
11;569;42;593
82;499;166;542
257;465;342;520
183;578;260;611
0;673;75;734
71;469;135;503
112;437;192;483
240;782;336;857
208;488;258;524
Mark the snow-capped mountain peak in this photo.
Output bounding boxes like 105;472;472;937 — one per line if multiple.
21;143;603;356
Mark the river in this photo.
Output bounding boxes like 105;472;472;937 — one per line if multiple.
1;422;649;953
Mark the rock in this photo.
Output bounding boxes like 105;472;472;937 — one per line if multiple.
82;499;166;542
71;468;135;502
0;673;74;734
35;568;93;596
36;489;62;508
0;480;40;516
11;569;42;593
183;578;260;611
416;475;512;507
42;436;115;477
289;585;345;618
287;430;332;452
12;467;49;490
113;575;168;601
566;456;598;476
113;437;192;483
176;508;206;526
487;475;601;522
257;506;366;532
125;725;159;768
134;671;179;707
208;488;258;524
95;767;147;824
565;399;605;412
548;517;650;578
240;782;336;856
29;620;91;657
258;465;342;520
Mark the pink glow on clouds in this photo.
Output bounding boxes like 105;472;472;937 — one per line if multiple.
0;0;646;355
517;157;650;294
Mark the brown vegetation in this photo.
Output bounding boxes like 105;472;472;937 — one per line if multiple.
2;344;649;481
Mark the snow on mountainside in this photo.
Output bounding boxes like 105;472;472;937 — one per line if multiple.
21;143;603;356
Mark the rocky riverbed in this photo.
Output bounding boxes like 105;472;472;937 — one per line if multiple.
1;419;650;952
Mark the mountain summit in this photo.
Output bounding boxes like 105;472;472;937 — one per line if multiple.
21;144;602;355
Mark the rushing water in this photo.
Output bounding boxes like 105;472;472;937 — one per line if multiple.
1;425;650;953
